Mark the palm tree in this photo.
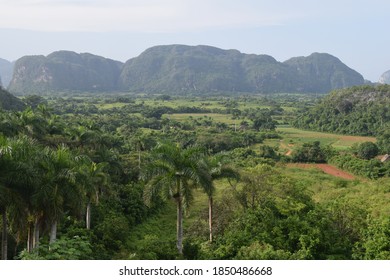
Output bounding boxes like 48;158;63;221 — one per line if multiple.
142;142;212;254
0;136;11;259
203;155;239;242
132;133;147;170
16;107;48;139
0;174;15;260
36;145;79;244
78;160;108;229
0;136;40;254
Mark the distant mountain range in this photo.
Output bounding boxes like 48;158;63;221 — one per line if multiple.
4;45;368;95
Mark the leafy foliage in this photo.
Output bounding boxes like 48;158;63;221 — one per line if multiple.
353;141;379;160
293;85;390;136
1;92;389;261
291;141;333;163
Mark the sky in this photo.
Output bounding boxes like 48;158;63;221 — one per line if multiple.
0;0;389;81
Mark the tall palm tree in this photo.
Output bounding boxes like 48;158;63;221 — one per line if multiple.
0;165;13;260
132;134;147;170
35;145;79;244
142;142;212;254
0;136;10;259
203;155;239;242
78;160;108;229
0;136;40;253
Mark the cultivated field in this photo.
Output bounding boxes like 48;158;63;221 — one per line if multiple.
274;126;377;153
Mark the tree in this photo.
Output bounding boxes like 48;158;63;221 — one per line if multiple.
130;133;148;170
79;160;108;229
377;129;390;154
0;136;40;254
36;145;80;244
0;136;11;260
204;155;239;242
355;142;379;160
251;113;276;131
142;142;212;254
291;141;327;163
353;216;390;260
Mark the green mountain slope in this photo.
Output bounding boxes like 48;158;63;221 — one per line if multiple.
8;45;365;95
119;45;364;94
0;87;26;110
8;51;123;94
284;53;364;92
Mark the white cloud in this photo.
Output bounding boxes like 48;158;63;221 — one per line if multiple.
0;0;299;32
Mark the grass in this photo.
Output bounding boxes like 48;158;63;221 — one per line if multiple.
96;102;129;109
164;113;237;125
124;202;177;257
275;126;376;153
283;164;390;217
138;98;271;111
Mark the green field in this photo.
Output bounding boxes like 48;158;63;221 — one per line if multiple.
164;113;237;125
271;126;377;153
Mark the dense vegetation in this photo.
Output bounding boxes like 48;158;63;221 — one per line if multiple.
7;45;364;95
0;87;26;111
0;88;389;260
293;85;390;137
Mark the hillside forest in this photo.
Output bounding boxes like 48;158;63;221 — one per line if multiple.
0;85;390;260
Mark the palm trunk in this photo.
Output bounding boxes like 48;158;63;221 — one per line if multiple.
49;220;57;244
1;211;8;260
27;223;34;253
208;196;213;243
176;197;183;255
33;217;40;249
86;202;91;230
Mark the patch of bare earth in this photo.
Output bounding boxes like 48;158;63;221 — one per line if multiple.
280;141;294;156
287;163;356;180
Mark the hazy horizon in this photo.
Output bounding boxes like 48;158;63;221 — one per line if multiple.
1;0;389;81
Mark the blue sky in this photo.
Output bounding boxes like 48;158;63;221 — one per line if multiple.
0;0;389;81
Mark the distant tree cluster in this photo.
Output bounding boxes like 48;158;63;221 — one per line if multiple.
293;85;390;138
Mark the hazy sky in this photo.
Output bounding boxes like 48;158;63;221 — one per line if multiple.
1;0;389;81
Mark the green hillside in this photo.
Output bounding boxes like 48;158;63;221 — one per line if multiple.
0;87;26;110
8;45;365;95
119;45;364;94
8;51;123;94
293;84;390;136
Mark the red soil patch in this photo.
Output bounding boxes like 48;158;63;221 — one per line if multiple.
287;163;356;180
